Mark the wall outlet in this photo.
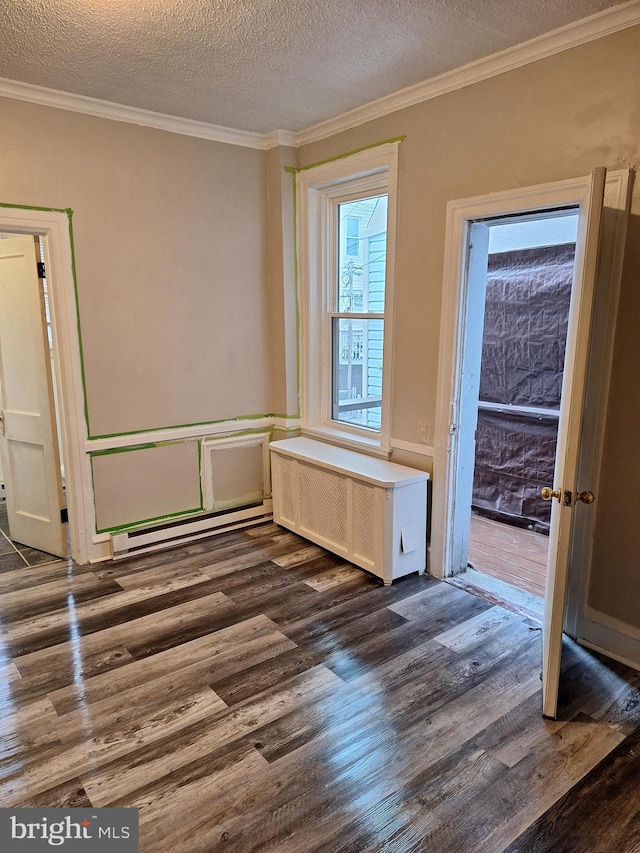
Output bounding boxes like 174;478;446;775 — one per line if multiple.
419;423;430;444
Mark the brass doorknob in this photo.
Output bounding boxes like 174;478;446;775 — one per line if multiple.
576;490;595;504
541;487;561;502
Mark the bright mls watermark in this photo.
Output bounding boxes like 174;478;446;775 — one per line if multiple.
0;809;138;851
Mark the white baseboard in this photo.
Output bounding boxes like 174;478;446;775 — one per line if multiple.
578;607;640;671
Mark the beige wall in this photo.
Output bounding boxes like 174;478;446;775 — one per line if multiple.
588;209;640;626
297;26;640;628
0;97;271;437
0;97;274;546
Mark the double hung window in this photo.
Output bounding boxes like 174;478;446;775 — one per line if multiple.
297;143;399;453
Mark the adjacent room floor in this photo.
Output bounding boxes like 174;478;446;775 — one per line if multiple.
446;514;547;622
0;522;638;852
0;498;61;571
468;514;548;599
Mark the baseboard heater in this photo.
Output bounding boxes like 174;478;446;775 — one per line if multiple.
110;500;272;560
270;437;428;585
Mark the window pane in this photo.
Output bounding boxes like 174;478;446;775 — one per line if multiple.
332;318;383;431
346;216;359;256
337;195;387;313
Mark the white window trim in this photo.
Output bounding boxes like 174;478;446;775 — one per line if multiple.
296;143;400;457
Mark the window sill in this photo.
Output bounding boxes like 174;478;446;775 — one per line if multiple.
301;425;391;460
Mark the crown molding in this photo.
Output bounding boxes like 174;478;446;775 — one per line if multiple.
296;0;640;146
0;77;267;150
263;129;299;149
1;2;639;150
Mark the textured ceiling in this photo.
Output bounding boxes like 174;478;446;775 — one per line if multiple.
0;0;629;133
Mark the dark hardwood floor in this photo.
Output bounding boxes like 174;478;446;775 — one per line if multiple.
1;521;639;852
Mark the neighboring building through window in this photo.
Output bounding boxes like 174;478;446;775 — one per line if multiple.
296;142;399;452
335;195;387;431
345;215;360;256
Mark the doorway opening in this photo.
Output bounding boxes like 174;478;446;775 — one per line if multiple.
0;231;69;566
433;169;631;717
446;209;580;620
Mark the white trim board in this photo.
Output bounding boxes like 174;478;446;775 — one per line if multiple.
0;78;278;151
85;416;295;453
1;2;639;149
579;609;640;672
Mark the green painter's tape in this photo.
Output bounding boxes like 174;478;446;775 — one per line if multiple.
89;438;202;457
96;506;203;535
65;209;91;435
90;412;299;441
291;136;406;174
89;442;159;458
291;169;301;419
0;202;69;214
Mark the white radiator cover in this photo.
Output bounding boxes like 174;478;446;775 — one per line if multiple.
270;437;428;585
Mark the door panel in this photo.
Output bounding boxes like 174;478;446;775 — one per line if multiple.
0;235;67;558
541;167;607;718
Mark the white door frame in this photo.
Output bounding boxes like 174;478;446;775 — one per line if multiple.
0;204;95;564
431;171;629;592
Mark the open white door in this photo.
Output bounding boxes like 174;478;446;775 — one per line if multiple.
541;167;607;718
0;235;68;558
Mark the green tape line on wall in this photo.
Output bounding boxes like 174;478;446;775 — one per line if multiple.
291;169;301;418
287;136;406;174
0;202;68;214
64;207;91;436
201;428;271;442
90;412;300;441
96;506;203;535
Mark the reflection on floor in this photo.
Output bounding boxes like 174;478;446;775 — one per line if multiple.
1;522;639;852
0;499;62;571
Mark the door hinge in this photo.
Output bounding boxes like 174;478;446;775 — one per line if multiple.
60;507;68;523
37;261;46;279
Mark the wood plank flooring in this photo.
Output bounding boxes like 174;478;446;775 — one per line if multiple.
1;522;639;852
468;514;548;598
